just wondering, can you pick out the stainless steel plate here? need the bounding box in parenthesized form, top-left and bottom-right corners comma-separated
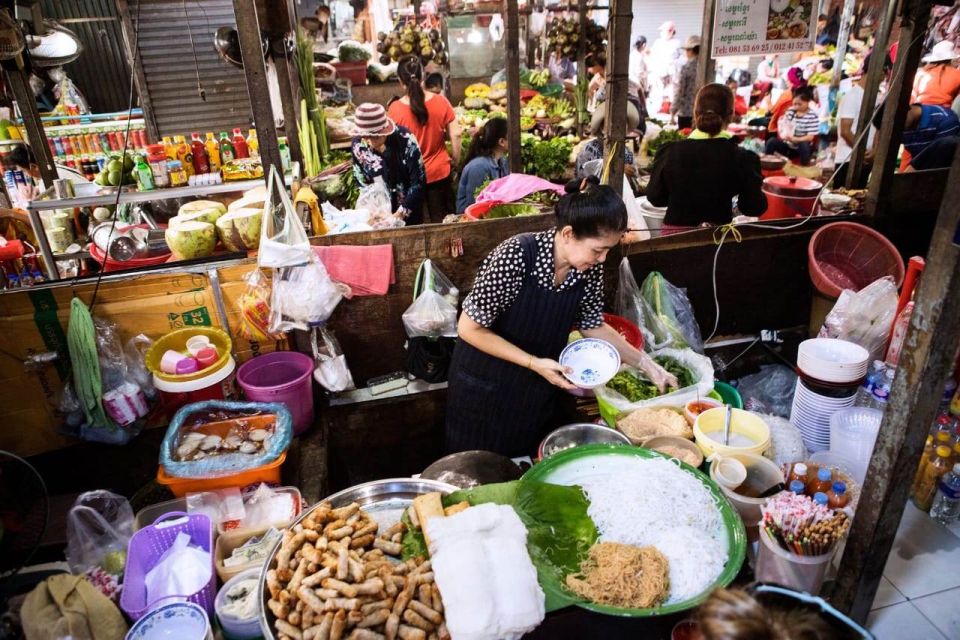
(258, 478, 457, 638)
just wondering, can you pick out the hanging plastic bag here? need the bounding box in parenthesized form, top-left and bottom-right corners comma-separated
(65, 490, 134, 576)
(640, 271, 704, 353)
(614, 258, 656, 351)
(259, 165, 313, 268)
(736, 364, 798, 418)
(124, 334, 155, 399)
(621, 181, 650, 243)
(356, 177, 404, 229)
(270, 257, 348, 333)
(312, 325, 355, 392)
(402, 259, 458, 338)
(819, 276, 898, 362)
(237, 268, 281, 342)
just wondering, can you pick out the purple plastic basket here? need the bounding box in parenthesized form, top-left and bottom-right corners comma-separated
(120, 511, 215, 621)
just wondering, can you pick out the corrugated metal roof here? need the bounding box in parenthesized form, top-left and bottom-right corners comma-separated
(131, 0, 253, 137)
(40, 0, 133, 113)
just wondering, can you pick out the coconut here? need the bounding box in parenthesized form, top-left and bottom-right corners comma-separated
(215, 207, 262, 252)
(165, 220, 216, 259)
(228, 185, 268, 212)
(178, 199, 227, 225)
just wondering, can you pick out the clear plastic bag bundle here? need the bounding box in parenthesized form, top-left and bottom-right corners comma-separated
(312, 325, 355, 392)
(356, 176, 393, 216)
(402, 259, 458, 338)
(639, 271, 704, 353)
(818, 276, 899, 362)
(269, 258, 348, 333)
(259, 165, 313, 268)
(65, 490, 135, 576)
(736, 364, 798, 418)
(237, 268, 280, 342)
(124, 334, 155, 399)
(614, 258, 651, 349)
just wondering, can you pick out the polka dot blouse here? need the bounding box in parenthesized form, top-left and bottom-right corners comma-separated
(463, 229, 605, 330)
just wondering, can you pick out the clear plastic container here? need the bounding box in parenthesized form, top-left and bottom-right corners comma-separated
(755, 527, 835, 595)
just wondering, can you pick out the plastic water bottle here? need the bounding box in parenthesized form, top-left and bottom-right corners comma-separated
(856, 361, 884, 407)
(930, 463, 960, 525)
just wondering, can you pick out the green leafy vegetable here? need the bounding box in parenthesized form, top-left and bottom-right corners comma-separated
(520, 134, 574, 181)
(486, 203, 539, 219)
(646, 128, 686, 159)
(607, 371, 659, 402)
(654, 355, 695, 388)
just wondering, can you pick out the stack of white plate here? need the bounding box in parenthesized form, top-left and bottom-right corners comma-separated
(797, 338, 870, 383)
(791, 379, 858, 453)
(791, 338, 869, 453)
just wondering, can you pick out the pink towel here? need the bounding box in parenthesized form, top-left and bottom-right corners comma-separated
(313, 244, 395, 296)
(474, 174, 566, 204)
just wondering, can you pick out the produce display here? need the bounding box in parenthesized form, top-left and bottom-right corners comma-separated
(546, 17, 606, 61)
(215, 208, 262, 252)
(165, 220, 216, 260)
(377, 21, 447, 67)
(646, 128, 687, 158)
(264, 500, 447, 640)
(485, 203, 539, 219)
(607, 356, 694, 402)
(93, 153, 138, 187)
(520, 134, 576, 182)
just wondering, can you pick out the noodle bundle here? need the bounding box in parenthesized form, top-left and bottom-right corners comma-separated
(565, 542, 670, 609)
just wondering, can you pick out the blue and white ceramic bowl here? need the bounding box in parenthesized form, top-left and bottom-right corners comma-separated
(559, 338, 620, 388)
(125, 601, 211, 640)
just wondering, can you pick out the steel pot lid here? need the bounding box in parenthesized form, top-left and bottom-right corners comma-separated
(762, 175, 822, 196)
(421, 450, 523, 488)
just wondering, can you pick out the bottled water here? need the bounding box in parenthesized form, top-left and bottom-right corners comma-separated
(930, 463, 960, 526)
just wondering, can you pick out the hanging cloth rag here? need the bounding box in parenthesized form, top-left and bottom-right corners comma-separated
(67, 297, 110, 428)
(313, 244, 395, 296)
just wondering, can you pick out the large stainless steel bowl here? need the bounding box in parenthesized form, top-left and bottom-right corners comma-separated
(538, 422, 632, 459)
(257, 478, 457, 639)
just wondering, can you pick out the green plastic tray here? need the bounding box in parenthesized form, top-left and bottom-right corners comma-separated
(523, 443, 747, 617)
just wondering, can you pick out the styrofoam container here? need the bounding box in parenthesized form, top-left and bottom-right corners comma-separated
(797, 339, 869, 383)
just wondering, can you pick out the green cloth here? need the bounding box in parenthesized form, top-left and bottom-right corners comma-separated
(21, 574, 128, 640)
(67, 298, 110, 428)
(687, 129, 733, 140)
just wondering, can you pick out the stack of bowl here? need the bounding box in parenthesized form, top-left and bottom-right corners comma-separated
(791, 339, 870, 453)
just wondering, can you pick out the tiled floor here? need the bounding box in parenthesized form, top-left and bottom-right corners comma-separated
(867, 503, 960, 639)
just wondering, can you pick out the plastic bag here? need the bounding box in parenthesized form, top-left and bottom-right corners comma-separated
(735, 364, 797, 418)
(312, 325, 355, 392)
(259, 165, 313, 268)
(621, 181, 650, 243)
(614, 258, 651, 348)
(760, 413, 808, 465)
(640, 271, 704, 353)
(819, 276, 898, 362)
(95, 318, 127, 392)
(356, 176, 392, 217)
(185, 487, 245, 528)
(237, 268, 280, 342)
(270, 258, 347, 333)
(402, 260, 458, 338)
(124, 334, 155, 399)
(65, 490, 134, 576)
(593, 347, 715, 415)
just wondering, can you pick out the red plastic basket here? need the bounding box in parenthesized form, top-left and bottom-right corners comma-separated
(602, 313, 643, 350)
(464, 200, 503, 220)
(120, 512, 215, 620)
(808, 222, 904, 299)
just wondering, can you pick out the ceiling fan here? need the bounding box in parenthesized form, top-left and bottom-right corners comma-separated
(11, 2, 83, 67)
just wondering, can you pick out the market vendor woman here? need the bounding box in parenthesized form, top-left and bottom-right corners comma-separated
(446, 178, 679, 456)
(351, 103, 427, 225)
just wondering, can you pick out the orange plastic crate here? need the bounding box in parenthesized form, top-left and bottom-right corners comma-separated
(156, 451, 286, 497)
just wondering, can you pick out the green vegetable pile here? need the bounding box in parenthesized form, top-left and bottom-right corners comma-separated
(486, 203, 539, 218)
(606, 356, 695, 401)
(402, 480, 598, 611)
(521, 133, 574, 182)
(646, 128, 686, 159)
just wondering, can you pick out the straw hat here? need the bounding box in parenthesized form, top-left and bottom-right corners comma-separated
(681, 35, 702, 50)
(921, 41, 959, 64)
(350, 103, 396, 137)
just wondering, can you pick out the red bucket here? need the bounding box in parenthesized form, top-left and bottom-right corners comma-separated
(761, 176, 822, 220)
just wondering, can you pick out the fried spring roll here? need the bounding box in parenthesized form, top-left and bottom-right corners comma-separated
(298, 586, 328, 614)
(355, 578, 384, 596)
(373, 538, 402, 556)
(332, 502, 360, 520)
(276, 619, 303, 640)
(354, 521, 378, 538)
(402, 609, 435, 632)
(331, 610, 347, 640)
(322, 578, 358, 598)
(302, 566, 333, 588)
(417, 584, 431, 607)
(397, 626, 426, 640)
(337, 547, 350, 581)
(357, 608, 391, 628)
(360, 598, 394, 615)
(407, 600, 442, 625)
(430, 585, 443, 614)
(324, 597, 361, 611)
(349, 630, 385, 640)
(268, 598, 289, 620)
(350, 534, 376, 550)
(328, 526, 354, 541)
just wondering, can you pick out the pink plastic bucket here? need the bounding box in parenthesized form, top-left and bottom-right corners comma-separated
(237, 352, 314, 434)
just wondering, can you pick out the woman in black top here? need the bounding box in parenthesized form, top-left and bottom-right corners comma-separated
(647, 83, 767, 234)
(445, 179, 678, 457)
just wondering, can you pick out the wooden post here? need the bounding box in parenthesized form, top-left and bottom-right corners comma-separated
(506, 0, 523, 173)
(264, 0, 304, 167)
(697, 0, 717, 87)
(4, 66, 57, 186)
(116, 0, 160, 142)
(844, 0, 897, 188)
(864, 0, 931, 219)
(233, 0, 283, 177)
(831, 143, 960, 622)
(831, 0, 855, 88)
(603, 0, 632, 195)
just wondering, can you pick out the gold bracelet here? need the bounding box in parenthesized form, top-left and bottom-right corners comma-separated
(526, 356, 534, 369)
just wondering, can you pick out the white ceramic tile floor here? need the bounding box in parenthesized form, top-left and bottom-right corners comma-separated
(868, 503, 960, 639)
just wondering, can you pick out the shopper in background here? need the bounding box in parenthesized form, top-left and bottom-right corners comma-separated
(350, 103, 427, 225)
(587, 53, 645, 126)
(388, 56, 462, 223)
(756, 54, 781, 86)
(767, 67, 808, 136)
(649, 21, 682, 112)
(647, 83, 766, 233)
(911, 41, 960, 109)
(629, 36, 650, 98)
(548, 45, 577, 85)
(424, 72, 444, 95)
(833, 53, 890, 187)
(576, 102, 639, 180)
(726, 78, 748, 121)
(765, 86, 820, 165)
(672, 36, 701, 130)
(456, 117, 509, 213)
(7, 143, 88, 194)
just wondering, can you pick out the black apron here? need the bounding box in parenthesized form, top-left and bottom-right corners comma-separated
(445, 233, 587, 457)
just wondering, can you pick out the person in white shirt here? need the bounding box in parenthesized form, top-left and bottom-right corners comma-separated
(649, 22, 682, 113)
(629, 36, 650, 96)
(833, 53, 889, 187)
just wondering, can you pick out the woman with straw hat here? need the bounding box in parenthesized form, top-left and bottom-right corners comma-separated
(350, 102, 427, 225)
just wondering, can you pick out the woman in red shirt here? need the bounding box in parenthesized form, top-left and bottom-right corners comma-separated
(388, 57, 462, 223)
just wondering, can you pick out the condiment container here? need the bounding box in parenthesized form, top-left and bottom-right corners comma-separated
(809, 467, 833, 496)
(828, 481, 849, 509)
(196, 347, 218, 370)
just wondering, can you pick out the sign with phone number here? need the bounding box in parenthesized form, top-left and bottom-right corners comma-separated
(711, 0, 818, 58)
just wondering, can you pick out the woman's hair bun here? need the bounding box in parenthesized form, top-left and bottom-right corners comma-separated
(564, 175, 600, 194)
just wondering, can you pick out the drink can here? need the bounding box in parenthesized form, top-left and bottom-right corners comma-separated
(103, 389, 137, 426)
(119, 381, 149, 417)
(97, 157, 106, 172)
(4, 170, 15, 189)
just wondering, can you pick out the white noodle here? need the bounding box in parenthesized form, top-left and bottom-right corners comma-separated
(544, 456, 728, 604)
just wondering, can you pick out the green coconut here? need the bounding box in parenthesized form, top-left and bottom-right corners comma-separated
(215, 207, 262, 252)
(165, 220, 216, 259)
(177, 199, 227, 225)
